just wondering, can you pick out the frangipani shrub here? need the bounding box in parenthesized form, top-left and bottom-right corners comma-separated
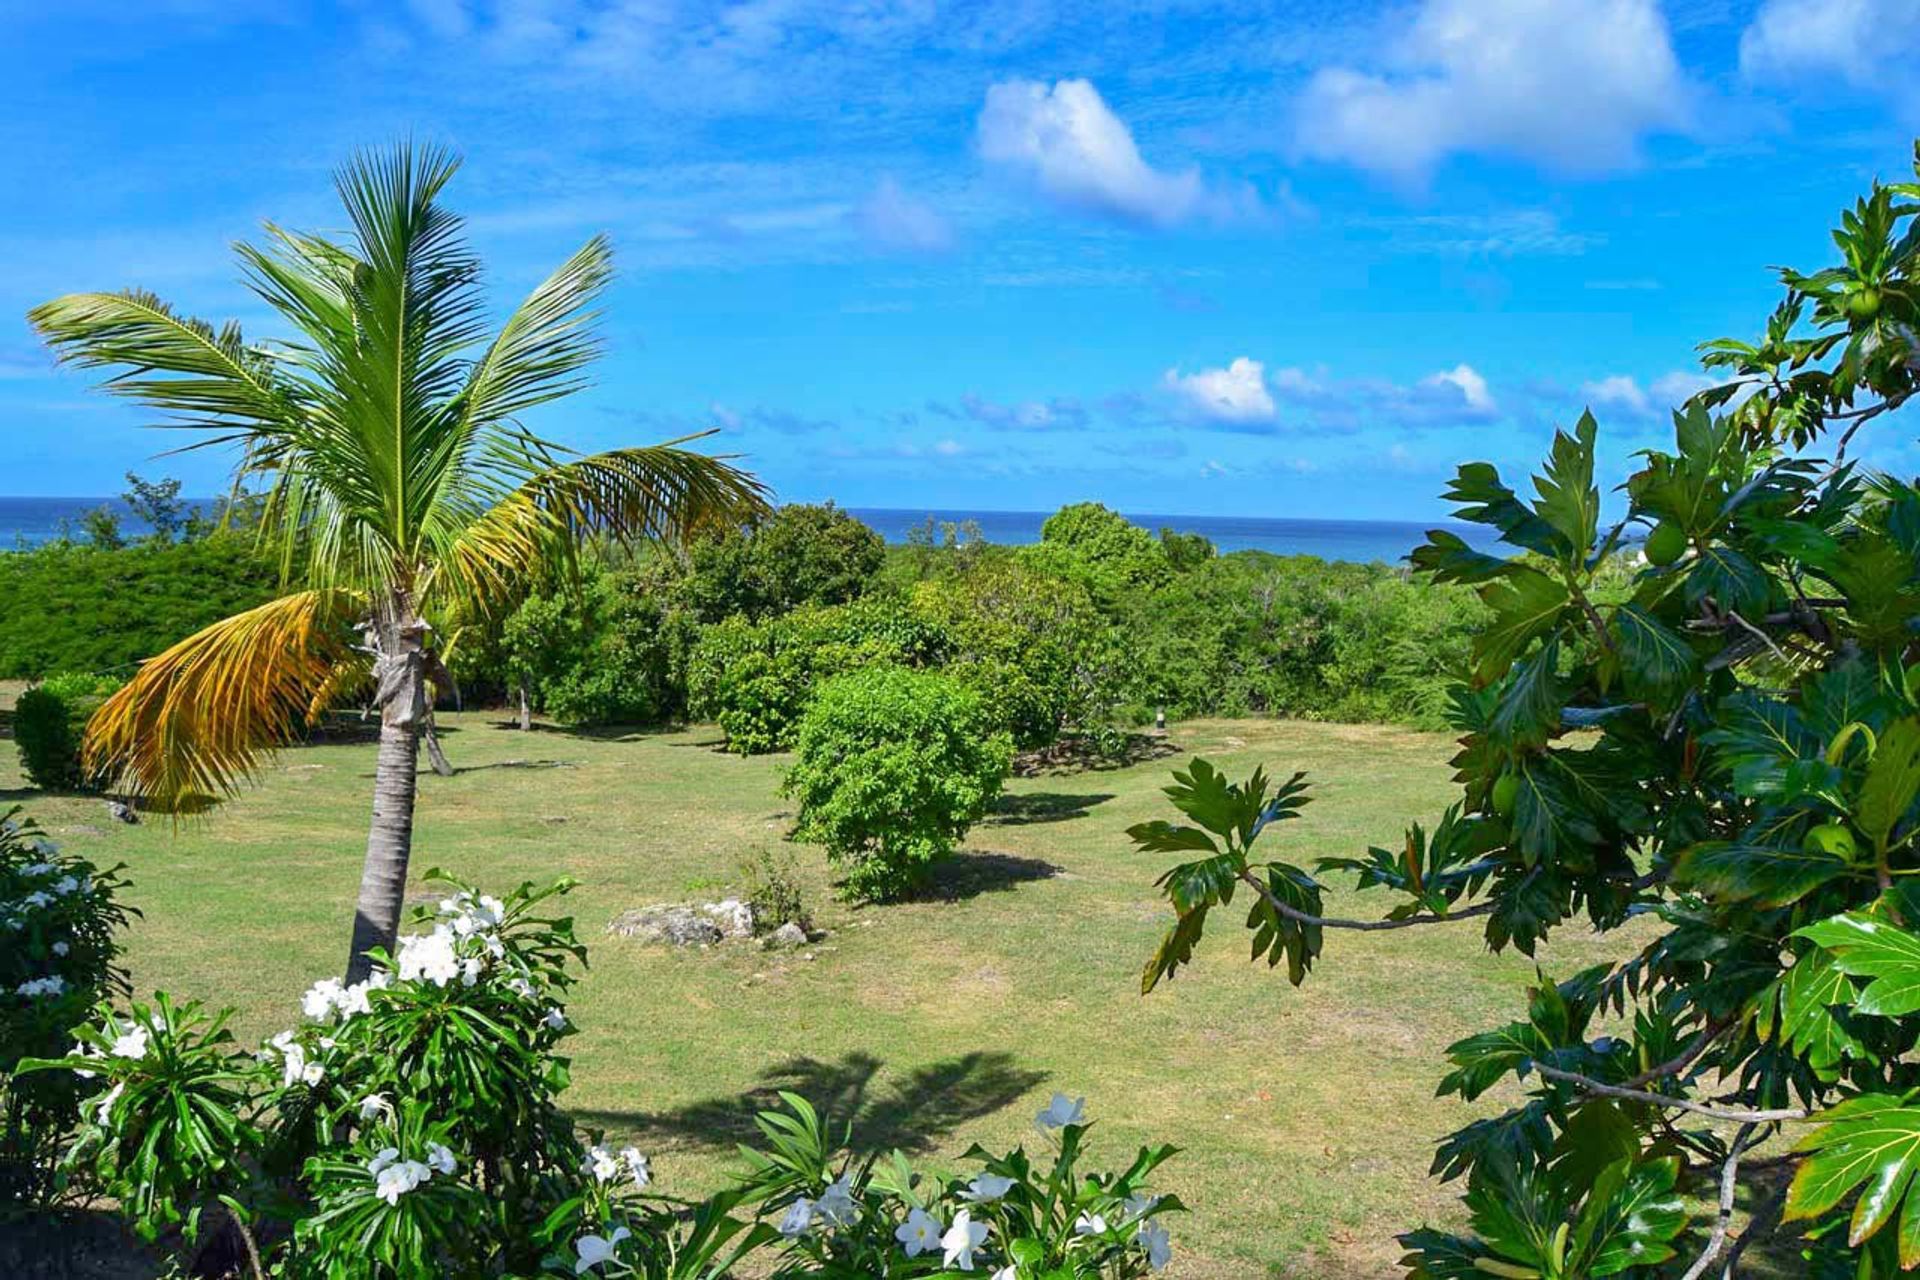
(23, 869, 1181, 1279)
(740, 1090, 1180, 1278)
(20, 873, 687, 1277)
(0, 807, 134, 1210)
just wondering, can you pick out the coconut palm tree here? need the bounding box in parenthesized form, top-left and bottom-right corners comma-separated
(29, 144, 769, 980)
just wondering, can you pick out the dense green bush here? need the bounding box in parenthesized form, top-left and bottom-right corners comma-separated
(12, 674, 123, 792)
(676, 502, 886, 622)
(0, 535, 280, 679)
(1022, 501, 1172, 604)
(689, 598, 949, 754)
(912, 560, 1122, 748)
(501, 569, 697, 727)
(1113, 554, 1486, 730)
(783, 666, 1013, 900)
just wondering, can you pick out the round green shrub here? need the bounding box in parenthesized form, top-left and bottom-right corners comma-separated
(782, 666, 1012, 901)
(13, 674, 121, 792)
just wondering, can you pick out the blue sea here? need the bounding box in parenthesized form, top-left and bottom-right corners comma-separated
(0, 497, 1496, 565)
(844, 508, 1496, 564)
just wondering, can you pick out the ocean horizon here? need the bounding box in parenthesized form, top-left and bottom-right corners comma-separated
(0, 496, 1498, 565)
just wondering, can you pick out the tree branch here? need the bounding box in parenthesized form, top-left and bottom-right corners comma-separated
(1679, 1123, 1758, 1280)
(1237, 869, 1497, 932)
(1623, 1017, 1734, 1090)
(1530, 1064, 1808, 1124)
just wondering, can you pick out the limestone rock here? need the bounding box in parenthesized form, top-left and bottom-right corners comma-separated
(608, 905, 724, 947)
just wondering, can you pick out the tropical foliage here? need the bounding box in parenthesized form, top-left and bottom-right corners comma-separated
(1130, 141, 1920, 1275)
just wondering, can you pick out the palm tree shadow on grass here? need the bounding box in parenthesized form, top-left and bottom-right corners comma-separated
(577, 1050, 1047, 1155)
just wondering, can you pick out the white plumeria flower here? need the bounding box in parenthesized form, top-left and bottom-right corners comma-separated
(302, 978, 345, 1021)
(51, 940, 68, 956)
(1074, 1211, 1108, 1237)
(111, 1024, 149, 1060)
(52, 875, 79, 896)
(369, 1147, 400, 1176)
(268, 1032, 324, 1088)
(895, 1207, 942, 1257)
(778, 1197, 816, 1238)
(396, 929, 461, 986)
(72, 1040, 104, 1079)
(991, 1268, 1017, 1280)
(543, 1007, 566, 1031)
(22, 891, 52, 909)
(962, 1173, 1015, 1203)
(425, 1142, 457, 1176)
(618, 1146, 650, 1189)
(460, 955, 486, 986)
(941, 1208, 989, 1271)
(374, 1158, 431, 1205)
(92, 1082, 123, 1125)
(1122, 1192, 1160, 1220)
(1136, 1221, 1173, 1270)
(22, 860, 55, 876)
(17, 975, 65, 997)
(358, 1094, 392, 1120)
(507, 976, 537, 999)
(573, 1226, 631, 1274)
(30, 838, 57, 856)
(1035, 1093, 1085, 1130)
(815, 1172, 858, 1227)
(584, 1145, 622, 1183)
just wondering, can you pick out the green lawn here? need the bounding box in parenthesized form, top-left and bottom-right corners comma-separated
(2, 706, 1631, 1278)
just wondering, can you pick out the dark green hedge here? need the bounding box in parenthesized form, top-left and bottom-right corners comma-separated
(0, 536, 282, 679)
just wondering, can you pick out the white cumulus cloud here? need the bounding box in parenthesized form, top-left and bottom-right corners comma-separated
(1740, 0, 1920, 97)
(1296, 0, 1692, 180)
(1163, 357, 1278, 425)
(1425, 363, 1495, 411)
(854, 178, 954, 254)
(978, 78, 1216, 227)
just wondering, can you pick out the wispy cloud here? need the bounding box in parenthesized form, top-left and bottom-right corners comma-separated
(1741, 0, 1920, 105)
(853, 178, 955, 254)
(928, 394, 1091, 431)
(1296, 0, 1694, 181)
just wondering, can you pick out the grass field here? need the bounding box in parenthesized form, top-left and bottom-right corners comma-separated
(1, 702, 1635, 1278)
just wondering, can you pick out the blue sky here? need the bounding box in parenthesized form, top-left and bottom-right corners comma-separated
(2, 0, 1917, 519)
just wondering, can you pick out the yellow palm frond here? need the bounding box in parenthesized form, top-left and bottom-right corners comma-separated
(85, 590, 364, 811)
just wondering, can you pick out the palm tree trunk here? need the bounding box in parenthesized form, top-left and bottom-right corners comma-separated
(345, 596, 430, 983)
(517, 678, 531, 731)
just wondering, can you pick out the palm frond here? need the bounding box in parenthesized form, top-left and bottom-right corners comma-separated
(26, 290, 295, 431)
(458, 234, 613, 432)
(84, 590, 365, 812)
(435, 434, 770, 617)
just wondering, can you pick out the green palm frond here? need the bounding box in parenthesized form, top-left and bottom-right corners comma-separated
(26, 289, 295, 433)
(435, 436, 770, 617)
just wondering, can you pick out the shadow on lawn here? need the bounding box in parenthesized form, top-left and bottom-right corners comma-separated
(984, 791, 1115, 826)
(908, 851, 1060, 902)
(585, 1050, 1047, 1155)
